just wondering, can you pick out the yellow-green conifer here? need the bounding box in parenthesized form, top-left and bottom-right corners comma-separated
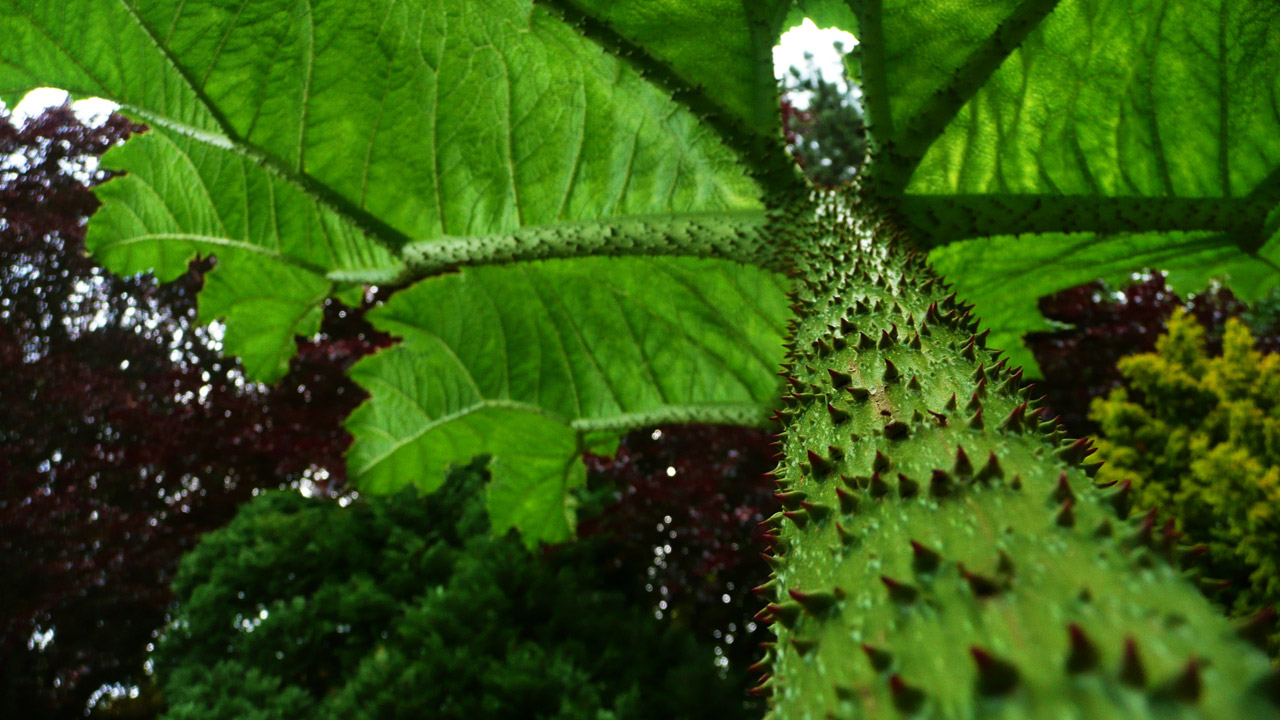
(1093, 310, 1280, 650)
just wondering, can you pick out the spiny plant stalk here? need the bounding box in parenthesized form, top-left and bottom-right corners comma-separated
(753, 189, 1279, 719)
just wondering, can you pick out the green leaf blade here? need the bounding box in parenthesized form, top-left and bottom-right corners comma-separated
(197, 260, 331, 383)
(88, 129, 403, 280)
(97, 0, 761, 242)
(907, 1, 1280, 200)
(3, 0, 770, 383)
(345, 256, 790, 545)
(863, 0, 1280, 367)
(85, 127, 401, 381)
(486, 423, 586, 548)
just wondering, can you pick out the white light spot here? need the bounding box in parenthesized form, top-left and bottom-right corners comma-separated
(28, 627, 55, 651)
(7, 88, 120, 126)
(773, 19, 859, 107)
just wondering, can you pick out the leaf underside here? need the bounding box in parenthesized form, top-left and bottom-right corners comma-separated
(0, 0, 765, 378)
(345, 256, 788, 544)
(857, 0, 1280, 372)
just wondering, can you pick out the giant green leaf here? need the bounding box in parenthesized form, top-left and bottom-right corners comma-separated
(345, 256, 790, 545)
(845, 0, 1280, 372)
(2, 0, 760, 240)
(0, 0, 761, 380)
(907, 2, 1280, 200)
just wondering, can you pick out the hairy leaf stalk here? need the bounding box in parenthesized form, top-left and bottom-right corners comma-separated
(755, 190, 1279, 719)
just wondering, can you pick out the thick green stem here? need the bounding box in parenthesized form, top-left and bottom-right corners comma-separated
(755, 189, 1279, 718)
(402, 211, 782, 275)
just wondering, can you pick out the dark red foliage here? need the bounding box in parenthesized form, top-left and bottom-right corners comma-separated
(0, 105, 387, 719)
(580, 424, 778, 689)
(1026, 273, 1263, 436)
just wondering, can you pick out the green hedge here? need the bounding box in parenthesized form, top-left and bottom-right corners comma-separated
(153, 468, 747, 720)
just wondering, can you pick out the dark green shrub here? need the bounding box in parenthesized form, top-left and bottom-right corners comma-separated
(153, 469, 746, 720)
